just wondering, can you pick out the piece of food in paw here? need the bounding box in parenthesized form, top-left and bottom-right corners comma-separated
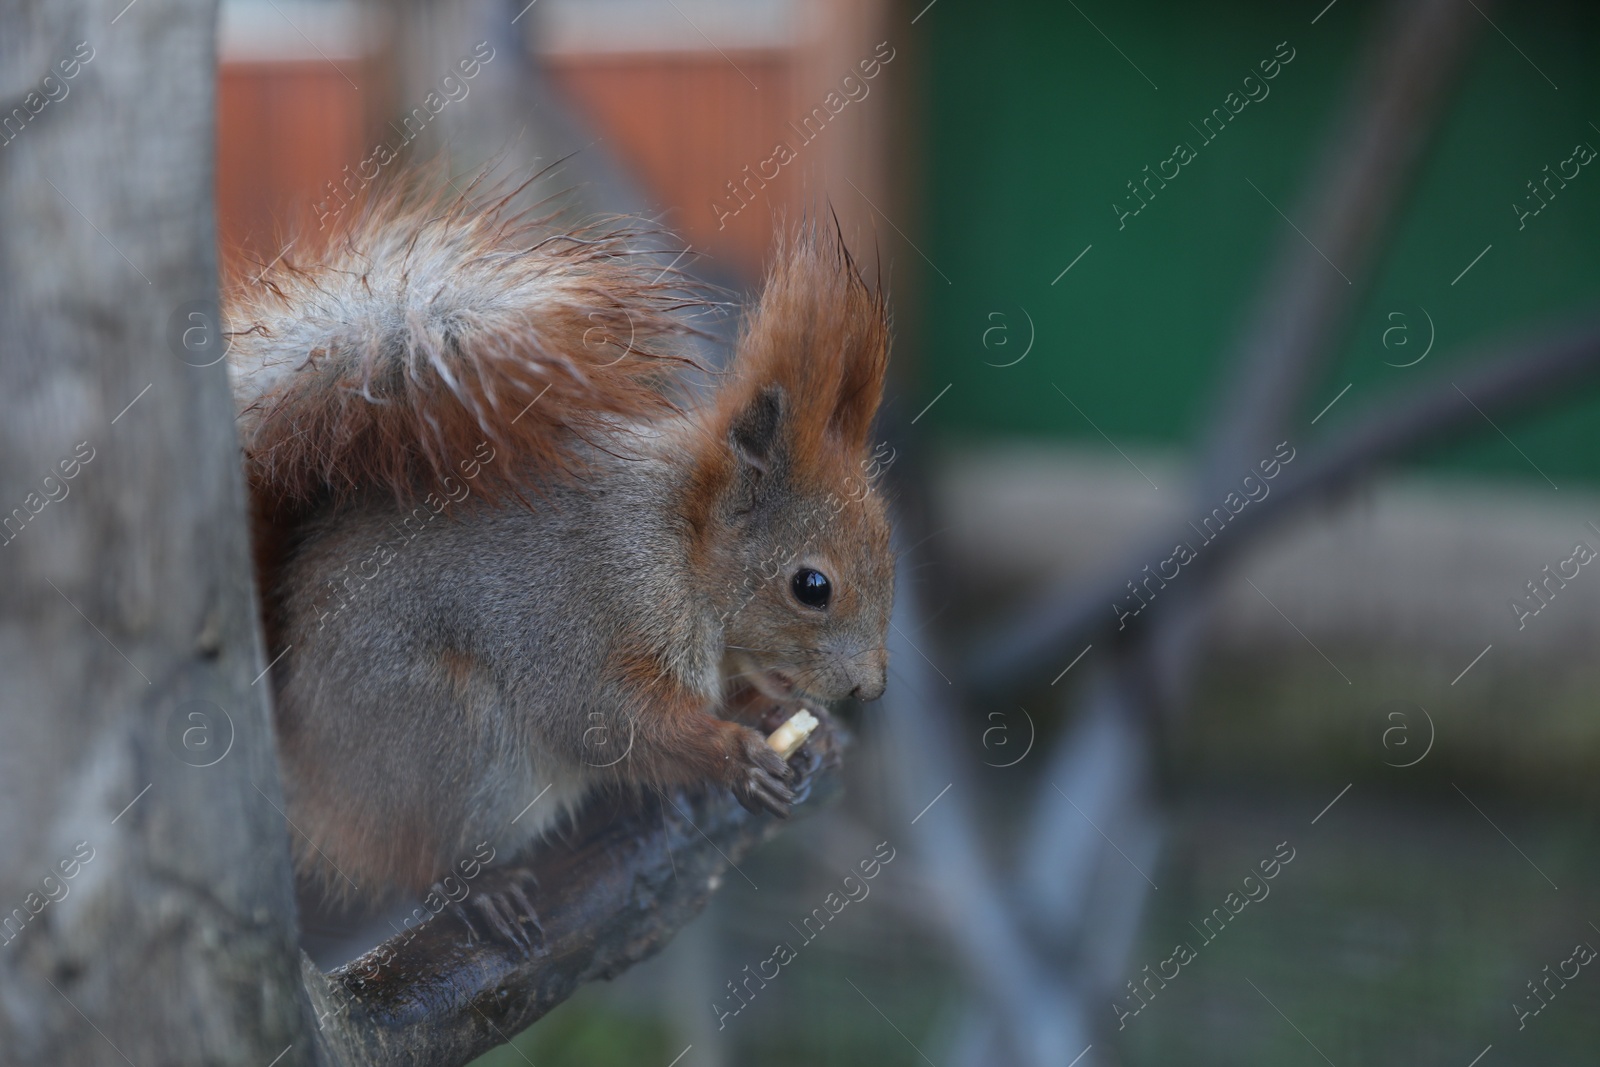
(766, 707, 820, 760)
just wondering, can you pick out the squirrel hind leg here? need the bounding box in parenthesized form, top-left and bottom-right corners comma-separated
(455, 871, 544, 956)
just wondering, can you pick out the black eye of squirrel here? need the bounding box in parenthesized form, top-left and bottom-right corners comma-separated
(790, 568, 832, 609)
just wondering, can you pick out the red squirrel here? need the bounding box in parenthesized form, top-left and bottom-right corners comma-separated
(225, 184, 895, 909)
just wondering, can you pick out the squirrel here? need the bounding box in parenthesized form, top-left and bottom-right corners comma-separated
(224, 182, 896, 913)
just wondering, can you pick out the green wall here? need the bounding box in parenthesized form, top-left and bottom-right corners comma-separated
(917, 0, 1600, 485)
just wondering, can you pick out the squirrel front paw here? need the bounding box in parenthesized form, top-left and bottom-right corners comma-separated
(727, 726, 796, 818)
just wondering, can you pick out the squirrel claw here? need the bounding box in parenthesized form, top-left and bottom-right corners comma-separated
(730, 729, 797, 818)
(738, 778, 795, 818)
(457, 875, 544, 956)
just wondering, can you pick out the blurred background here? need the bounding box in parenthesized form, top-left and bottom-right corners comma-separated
(214, 0, 1600, 1063)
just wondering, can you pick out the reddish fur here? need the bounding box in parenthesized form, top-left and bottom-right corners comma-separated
(225, 177, 703, 520)
(682, 222, 891, 547)
(712, 223, 890, 475)
(607, 645, 737, 788)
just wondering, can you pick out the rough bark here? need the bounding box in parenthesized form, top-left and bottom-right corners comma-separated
(0, 1, 317, 1064)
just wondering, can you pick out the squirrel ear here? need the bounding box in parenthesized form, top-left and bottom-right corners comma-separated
(714, 223, 888, 476)
(728, 385, 784, 473)
(830, 335, 889, 451)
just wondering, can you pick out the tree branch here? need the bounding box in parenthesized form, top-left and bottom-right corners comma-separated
(307, 725, 844, 1067)
(966, 317, 1600, 693)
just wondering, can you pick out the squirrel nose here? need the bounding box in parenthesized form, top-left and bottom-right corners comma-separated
(841, 647, 888, 702)
(850, 673, 886, 702)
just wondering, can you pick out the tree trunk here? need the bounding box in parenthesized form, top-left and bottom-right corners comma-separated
(0, 1, 316, 1063)
(375, 0, 654, 223)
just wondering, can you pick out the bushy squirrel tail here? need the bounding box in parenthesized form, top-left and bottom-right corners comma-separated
(224, 176, 703, 515)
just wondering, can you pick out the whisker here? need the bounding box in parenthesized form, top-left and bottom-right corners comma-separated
(724, 644, 826, 658)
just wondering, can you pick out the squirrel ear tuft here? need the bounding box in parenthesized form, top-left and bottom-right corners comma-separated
(728, 385, 784, 473)
(716, 222, 890, 473)
(828, 333, 889, 452)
